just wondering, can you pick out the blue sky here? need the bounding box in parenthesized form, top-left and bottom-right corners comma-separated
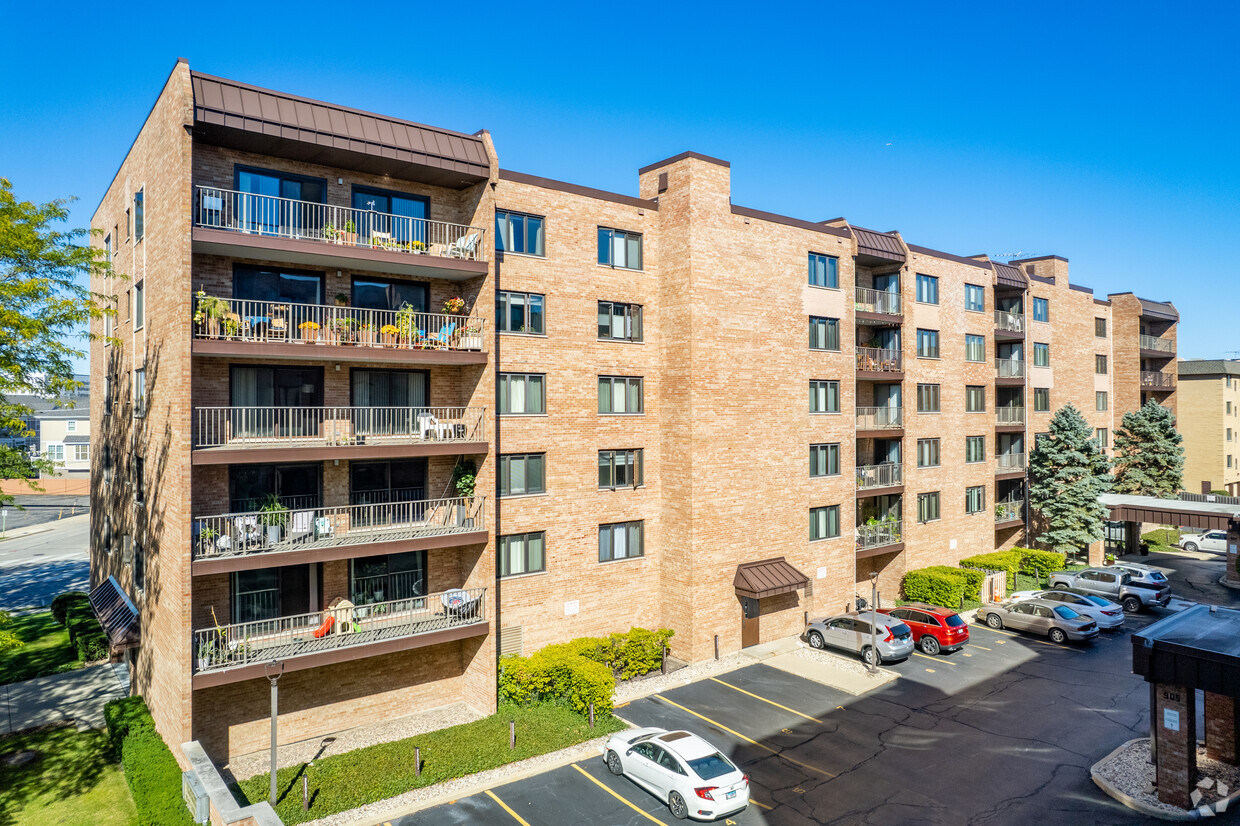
(3, 1, 1238, 372)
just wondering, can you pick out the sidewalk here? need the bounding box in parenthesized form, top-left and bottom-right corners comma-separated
(0, 662, 129, 736)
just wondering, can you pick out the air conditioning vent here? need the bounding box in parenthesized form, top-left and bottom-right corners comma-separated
(499, 626, 523, 658)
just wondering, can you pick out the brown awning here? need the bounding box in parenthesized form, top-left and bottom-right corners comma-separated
(89, 576, 140, 652)
(734, 558, 810, 600)
(992, 261, 1029, 289)
(852, 227, 906, 264)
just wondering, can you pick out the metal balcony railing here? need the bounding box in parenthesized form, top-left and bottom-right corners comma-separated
(193, 186, 486, 261)
(996, 358, 1025, 379)
(855, 287, 901, 315)
(856, 463, 902, 489)
(857, 521, 902, 551)
(192, 496, 485, 561)
(193, 406, 486, 449)
(995, 310, 1025, 333)
(855, 347, 903, 373)
(1140, 334, 1175, 354)
(192, 587, 486, 673)
(996, 407, 1026, 425)
(856, 406, 903, 429)
(193, 296, 485, 352)
(1141, 371, 1176, 388)
(996, 453, 1026, 471)
(995, 500, 1024, 523)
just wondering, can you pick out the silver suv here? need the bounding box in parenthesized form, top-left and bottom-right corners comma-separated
(805, 610, 914, 665)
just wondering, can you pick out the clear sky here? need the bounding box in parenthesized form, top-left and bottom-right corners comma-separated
(3, 1, 1238, 372)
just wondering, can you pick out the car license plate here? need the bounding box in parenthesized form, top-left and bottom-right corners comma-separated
(726, 790, 737, 800)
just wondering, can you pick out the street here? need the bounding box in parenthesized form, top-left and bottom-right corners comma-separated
(0, 513, 90, 610)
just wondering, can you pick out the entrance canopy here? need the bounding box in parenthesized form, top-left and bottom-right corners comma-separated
(1133, 604, 1240, 697)
(89, 576, 140, 653)
(734, 558, 809, 600)
(1100, 493, 1240, 532)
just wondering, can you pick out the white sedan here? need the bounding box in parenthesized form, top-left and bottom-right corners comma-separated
(603, 727, 749, 821)
(1179, 530, 1228, 553)
(1008, 588, 1126, 629)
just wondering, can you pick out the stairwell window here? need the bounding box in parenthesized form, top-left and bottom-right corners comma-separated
(1095, 317, 1107, 337)
(134, 368, 146, 417)
(810, 443, 840, 477)
(810, 380, 840, 413)
(965, 334, 985, 363)
(499, 453, 546, 497)
(1034, 387, 1050, 412)
(1095, 354, 1108, 374)
(598, 228, 642, 270)
(965, 284, 985, 313)
(599, 520, 644, 562)
(495, 210, 545, 257)
(1095, 428, 1109, 451)
(965, 485, 985, 515)
(1096, 391, 1108, 411)
(133, 189, 144, 242)
(810, 505, 840, 541)
(499, 532, 546, 577)
(917, 492, 941, 523)
(916, 329, 939, 359)
(598, 376, 643, 414)
(134, 281, 145, 330)
(498, 373, 546, 415)
(965, 435, 985, 463)
(808, 253, 839, 288)
(1033, 342, 1049, 367)
(809, 317, 840, 351)
(599, 449, 644, 489)
(497, 291, 545, 335)
(916, 274, 939, 305)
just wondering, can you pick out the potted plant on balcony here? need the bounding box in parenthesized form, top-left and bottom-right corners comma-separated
(459, 316, 484, 350)
(357, 322, 376, 347)
(196, 636, 218, 672)
(396, 303, 420, 348)
(411, 240, 427, 254)
(331, 316, 357, 345)
(194, 291, 228, 338)
(298, 320, 321, 343)
(196, 526, 218, 556)
(442, 296, 466, 315)
(258, 494, 288, 545)
(380, 324, 399, 347)
(340, 219, 357, 246)
(335, 292, 349, 307)
(323, 223, 338, 243)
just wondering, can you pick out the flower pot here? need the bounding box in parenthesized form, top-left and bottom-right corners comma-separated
(197, 657, 208, 671)
(340, 231, 357, 246)
(299, 327, 318, 342)
(266, 525, 282, 545)
(380, 333, 397, 348)
(358, 330, 375, 347)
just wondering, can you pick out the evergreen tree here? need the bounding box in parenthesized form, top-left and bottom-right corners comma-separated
(1028, 404, 1113, 556)
(1112, 400, 1185, 497)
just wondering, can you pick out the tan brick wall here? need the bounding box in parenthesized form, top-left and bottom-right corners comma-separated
(1178, 371, 1240, 494)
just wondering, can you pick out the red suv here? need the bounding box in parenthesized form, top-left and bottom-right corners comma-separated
(878, 604, 969, 655)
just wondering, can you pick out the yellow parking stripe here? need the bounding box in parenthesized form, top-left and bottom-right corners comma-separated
(748, 798, 773, 810)
(970, 644, 992, 651)
(654, 695, 835, 778)
(484, 789, 532, 826)
(974, 625, 1020, 638)
(570, 763, 668, 825)
(912, 651, 956, 666)
(709, 677, 822, 722)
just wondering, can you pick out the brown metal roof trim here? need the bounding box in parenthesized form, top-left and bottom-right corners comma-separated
(1108, 505, 1233, 532)
(992, 262, 1028, 289)
(1094, 298, 1112, 306)
(852, 227, 906, 262)
(1029, 273, 1055, 284)
(730, 205, 851, 238)
(638, 151, 730, 174)
(89, 576, 140, 651)
(498, 169, 657, 210)
(734, 557, 810, 600)
(1010, 254, 1069, 265)
(1069, 284, 1094, 295)
(1138, 298, 1179, 321)
(906, 244, 992, 270)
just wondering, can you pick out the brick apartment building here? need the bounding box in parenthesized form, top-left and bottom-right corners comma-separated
(1176, 359, 1240, 496)
(89, 60, 1179, 763)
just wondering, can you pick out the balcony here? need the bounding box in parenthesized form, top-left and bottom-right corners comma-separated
(854, 287, 902, 319)
(191, 587, 487, 687)
(856, 406, 903, 433)
(192, 297, 487, 365)
(994, 310, 1025, 338)
(856, 462, 902, 492)
(191, 496, 486, 575)
(996, 407, 1026, 426)
(855, 347, 903, 377)
(996, 453, 1026, 476)
(191, 406, 487, 465)
(995, 500, 1024, 526)
(1141, 371, 1176, 389)
(995, 358, 1025, 380)
(192, 186, 487, 280)
(1140, 334, 1175, 358)
(857, 521, 903, 557)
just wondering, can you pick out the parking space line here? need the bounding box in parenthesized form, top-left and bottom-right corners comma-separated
(654, 695, 835, 778)
(570, 763, 668, 825)
(911, 651, 956, 666)
(708, 677, 822, 722)
(748, 798, 773, 810)
(972, 625, 1020, 638)
(483, 789, 532, 826)
(970, 644, 992, 651)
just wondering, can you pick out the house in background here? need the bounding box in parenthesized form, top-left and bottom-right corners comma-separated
(36, 406, 92, 478)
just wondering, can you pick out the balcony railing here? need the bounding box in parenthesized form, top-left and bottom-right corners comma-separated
(995, 500, 1024, 524)
(192, 496, 485, 561)
(856, 406, 903, 430)
(856, 463, 902, 489)
(996, 358, 1025, 379)
(996, 407, 1026, 425)
(855, 287, 901, 315)
(192, 586, 487, 673)
(996, 453, 1026, 472)
(855, 347, 903, 373)
(194, 186, 487, 262)
(1140, 334, 1175, 354)
(995, 310, 1025, 333)
(193, 297, 485, 352)
(1142, 371, 1176, 388)
(193, 406, 486, 449)
(857, 521, 902, 551)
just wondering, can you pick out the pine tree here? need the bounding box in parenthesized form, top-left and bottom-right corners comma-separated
(1028, 404, 1113, 556)
(1112, 400, 1185, 497)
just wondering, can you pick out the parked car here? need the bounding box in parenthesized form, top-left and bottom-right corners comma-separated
(1006, 588, 1125, 630)
(805, 610, 914, 665)
(878, 603, 969, 655)
(976, 597, 1099, 643)
(602, 728, 749, 821)
(1046, 567, 1170, 613)
(1179, 530, 1228, 553)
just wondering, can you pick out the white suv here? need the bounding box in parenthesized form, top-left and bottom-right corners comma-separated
(1179, 530, 1228, 553)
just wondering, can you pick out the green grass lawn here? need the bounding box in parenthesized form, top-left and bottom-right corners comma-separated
(0, 725, 138, 826)
(0, 611, 83, 686)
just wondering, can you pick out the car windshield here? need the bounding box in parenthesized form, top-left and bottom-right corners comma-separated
(1053, 606, 1081, 619)
(889, 623, 911, 637)
(944, 614, 966, 627)
(1084, 595, 1110, 607)
(688, 752, 736, 781)
(1149, 572, 1167, 582)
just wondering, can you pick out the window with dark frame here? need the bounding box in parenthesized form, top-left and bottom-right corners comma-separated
(599, 520, 644, 561)
(499, 453, 546, 497)
(917, 383, 940, 413)
(916, 274, 939, 304)
(599, 449, 644, 489)
(966, 385, 986, 412)
(495, 209, 545, 256)
(133, 189, 144, 241)
(1032, 297, 1049, 322)
(809, 317, 840, 350)
(918, 491, 941, 523)
(810, 505, 840, 540)
(808, 253, 839, 288)
(916, 328, 939, 358)
(917, 438, 941, 468)
(499, 531, 546, 577)
(1095, 428, 1109, 450)
(497, 291, 546, 335)
(598, 376, 643, 414)
(965, 334, 985, 362)
(134, 281, 144, 330)
(598, 301, 642, 341)
(134, 455, 145, 504)
(810, 380, 840, 413)
(1034, 387, 1050, 411)
(134, 368, 146, 417)
(965, 435, 985, 463)
(598, 228, 642, 270)
(810, 443, 840, 477)
(1096, 391, 1108, 411)
(1095, 317, 1107, 337)
(498, 373, 546, 415)
(965, 485, 985, 514)
(1096, 354, 1108, 374)
(964, 284, 985, 312)
(1033, 342, 1050, 367)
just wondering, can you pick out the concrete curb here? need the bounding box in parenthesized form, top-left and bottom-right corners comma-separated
(1218, 576, 1240, 592)
(1090, 737, 1240, 821)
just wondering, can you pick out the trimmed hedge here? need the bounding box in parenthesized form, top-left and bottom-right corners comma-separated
(51, 591, 89, 625)
(104, 696, 194, 826)
(498, 647, 614, 716)
(902, 567, 970, 606)
(960, 548, 1068, 587)
(1013, 548, 1067, 579)
(65, 602, 108, 662)
(959, 551, 1023, 588)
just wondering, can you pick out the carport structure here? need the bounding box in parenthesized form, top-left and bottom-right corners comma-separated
(1099, 493, 1239, 567)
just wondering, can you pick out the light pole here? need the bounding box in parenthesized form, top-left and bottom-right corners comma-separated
(867, 572, 879, 673)
(264, 661, 285, 806)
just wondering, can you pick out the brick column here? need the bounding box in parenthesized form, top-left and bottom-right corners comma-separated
(1153, 683, 1197, 808)
(1226, 522, 1239, 586)
(1206, 691, 1240, 765)
(1087, 538, 1105, 566)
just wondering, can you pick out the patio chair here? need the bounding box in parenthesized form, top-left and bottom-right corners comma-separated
(426, 322, 457, 349)
(289, 510, 315, 543)
(314, 516, 334, 540)
(446, 232, 480, 259)
(234, 516, 260, 548)
(418, 414, 440, 441)
(436, 419, 456, 440)
(370, 231, 392, 249)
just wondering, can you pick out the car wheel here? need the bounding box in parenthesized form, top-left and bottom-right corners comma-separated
(861, 646, 877, 666)
(1184, 542, 1198, 552)
(986, 613, 1004, 630)
(606, 750, 623, 776)
(1049, 627, 1068, 644)
(920, 636, 941, 655)
(808, 630, 825, 649)
(1122, 595, 1142, 614)
(1052, 583, 1069, 591)
(669, 791, 689, 820)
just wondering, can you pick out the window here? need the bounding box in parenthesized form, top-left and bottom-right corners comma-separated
(73, 444, 90, 462)
(916, 274, 939, 304)
(1033, 387, 1050, 412)
(916, 329, 939, 358)
(351, 551, 427, 605)
(133, 189, 144, 241)
(1096, 391, 1108, 411)
(1095, 318, 1107, 337)
(917, 438, 941, 468)
(46, 444, 64, 462)
(598, 301, 643, 342)
(66, 420, 77, 433)
(966, 386, 986, 412)
(965, 485, 985, 515)
(1032, 297, 1049, 322)
(497, 291, 545, 334)
(965, 334, 985, 363)
(134, 368, 146, 417)
(133, 541, 144, 591)
(599, 449, 644, 489)
(808, 253, 838, 288)
(499, 532, 546, 577)
(104, 232, 112, 260)
(236, 264, 326, 306)
(125, 208, 131, 240)
(495, 209, 545, 256)
(351, 369, 426, 409)
(917, 384, 940, 413)
(349, 184, 426, 244)
(134, 455, 145, 504)
(598, 376, 643, 414)
(134, 281, 144, 330)
(965, 436, 985, 463)
(499, 453, 546, 497)
(1033, 342, 1049, 367)
(102, 444, 112, 485)
(598, 228, 642, 270)
(1095, 428, 1109, 449)
(964, 284, 985, 312)
(810, 380, 840, 413)
(498, 373, 545, 415)
(918, 492, 941, 523)
(810, 444, 840, 477)
(1095, 354, 1108, 374)
(809, 317, 840, 351)
(810, 505, 840, 540)
(599, 520, 644, 561)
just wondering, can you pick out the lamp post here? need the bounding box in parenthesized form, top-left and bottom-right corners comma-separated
(867, 571, 879, 673)
(264, 660, 285, 806)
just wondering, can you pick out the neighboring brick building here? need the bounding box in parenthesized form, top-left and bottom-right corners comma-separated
(1176, 359, 1240, 496)
(90, 61, 1180, 764)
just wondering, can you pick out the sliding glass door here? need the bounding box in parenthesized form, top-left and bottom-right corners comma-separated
(352, 186, 429, 246)
(230, 366, 324, 439)
(235, 167, 326, 237)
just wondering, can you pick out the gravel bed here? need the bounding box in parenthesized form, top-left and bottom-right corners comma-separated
(613, 652, 751, 704)
(1094, 738, 1240, 816)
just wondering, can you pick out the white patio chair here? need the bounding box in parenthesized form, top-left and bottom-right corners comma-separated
(436, 420, 456, 440)
(314, 516, 334, 539)
(418, 414, 439, 441)
(447, 232, 479, 259)
(290, 510, 315, 543)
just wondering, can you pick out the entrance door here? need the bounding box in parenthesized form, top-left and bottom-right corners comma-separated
(740, 597, 760, 647)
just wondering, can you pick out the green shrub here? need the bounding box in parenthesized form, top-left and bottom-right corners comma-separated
(959, 551, 1023, 588)
(1142, 529, 1179, 548)
(51, 591, 89, 626)
(65, 603, 108, 662)
(1015, 548, 1067, 579)
(607, 627, 675, 680)
(902, 567, 967, 606)
(104, 697, 194, 826)
(498, 648, 614, 716)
